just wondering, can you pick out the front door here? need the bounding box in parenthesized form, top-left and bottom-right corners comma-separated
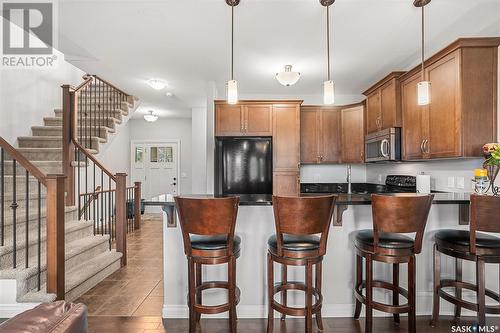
(131, 141, 179, 198)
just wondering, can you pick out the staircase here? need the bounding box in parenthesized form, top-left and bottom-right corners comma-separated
(0, 76, 138, 311)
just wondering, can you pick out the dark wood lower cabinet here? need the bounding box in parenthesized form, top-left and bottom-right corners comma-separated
(273, 171, 299, 196)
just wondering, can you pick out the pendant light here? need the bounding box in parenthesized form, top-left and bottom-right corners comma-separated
(144, 110, 158, 122)
(276, 65, 301, 86)
(226, 0, 240, 104)
(414, 0, 431, 106)
(321, 0, 335, 105)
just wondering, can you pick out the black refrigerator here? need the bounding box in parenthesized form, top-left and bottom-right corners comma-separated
(214, 137, 272, 204)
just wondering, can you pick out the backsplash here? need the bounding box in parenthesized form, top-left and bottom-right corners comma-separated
(365, 159, 485, 192)
(301, 164, 366, 183)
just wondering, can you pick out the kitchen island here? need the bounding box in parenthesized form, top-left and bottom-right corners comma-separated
(145, 192, 492, 321)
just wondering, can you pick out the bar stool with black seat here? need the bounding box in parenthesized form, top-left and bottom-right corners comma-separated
(267, 195, 336, 333)
(431, 194, 500, 327)
(175, 196, 241, 333)
(353, 194, 434, 333)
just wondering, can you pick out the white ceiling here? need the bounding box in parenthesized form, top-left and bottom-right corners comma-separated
(58, 0, 500, 119)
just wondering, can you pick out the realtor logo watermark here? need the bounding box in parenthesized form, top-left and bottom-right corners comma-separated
(451, 324, 499, 333)
(1, 1, 58, 68)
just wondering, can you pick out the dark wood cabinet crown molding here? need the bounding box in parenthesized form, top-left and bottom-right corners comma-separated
(399, 37, 500, 82)
(362, 71, 406, 96)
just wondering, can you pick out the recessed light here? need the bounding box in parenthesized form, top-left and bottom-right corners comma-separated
(165, 92, 174, 97)
(147, 79, 167, 90)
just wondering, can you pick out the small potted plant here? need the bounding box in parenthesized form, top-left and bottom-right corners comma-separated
(482, 143, 500, 195)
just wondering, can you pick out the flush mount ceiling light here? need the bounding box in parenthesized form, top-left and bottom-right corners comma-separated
(276, 65, 301, 86)
(321, 0, 335, 105)
(144, 110, 159, 122)
(225, 0, 240, 104)
(165, 92, 174, 97)
(414, 0, 431, 106)
(147, 79, 167, 91)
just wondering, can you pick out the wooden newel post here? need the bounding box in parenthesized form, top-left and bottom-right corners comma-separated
(134, 181, 141, 230)
(61, 85, 75, 206)
(46, 174, 66, 300)
(115, 173, 127, 266)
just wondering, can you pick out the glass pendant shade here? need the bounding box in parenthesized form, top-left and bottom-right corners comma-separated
(144, 110, 158, 122)
(227, 80, 238, 105)
(323, 80, 335, 105)
(276, 65, 301, 86)
(417, 81, 431, 106)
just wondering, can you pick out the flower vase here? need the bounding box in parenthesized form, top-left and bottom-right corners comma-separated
(484, 164, 500, 195)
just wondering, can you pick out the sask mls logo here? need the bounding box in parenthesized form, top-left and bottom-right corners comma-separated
(1, 1, 58, 68)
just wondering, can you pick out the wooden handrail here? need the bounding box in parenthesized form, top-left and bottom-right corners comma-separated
(73, 141, 116, 181)
(0, 137, 47, 186)
(90, 74, 131, 97)
(73, 75, 94, 93)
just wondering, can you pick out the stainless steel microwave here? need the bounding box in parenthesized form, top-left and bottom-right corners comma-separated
(365, 128, 401, 162)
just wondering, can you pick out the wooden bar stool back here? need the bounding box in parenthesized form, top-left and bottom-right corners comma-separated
(175, 196, 241, 333)
(353, 194, 434, 333)
(267, 195, 336, 333)
(431, 194, 500, 327)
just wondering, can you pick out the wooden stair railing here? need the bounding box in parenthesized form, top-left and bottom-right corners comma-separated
(62, 75, 140, 267)
(0, 137, 65, 300)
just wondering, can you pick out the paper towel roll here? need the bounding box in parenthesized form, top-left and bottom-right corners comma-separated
(416, 174, 431, 194)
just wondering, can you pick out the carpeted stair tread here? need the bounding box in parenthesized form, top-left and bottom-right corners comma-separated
(19, 250, 121, 303)
(0, 220, 94, 257)
(0, 233, 110, 279)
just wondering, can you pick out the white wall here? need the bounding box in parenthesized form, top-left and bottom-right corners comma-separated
(129, 118, 192, 194)
(96, 122, 131, 181)
(205, 82, 217, 194)
(0, 18, 85, 145)
(191, 107, 207, 194)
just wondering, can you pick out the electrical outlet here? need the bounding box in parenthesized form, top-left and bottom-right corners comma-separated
(377, 174, 383, 182)
(456, 177, 465, 189)
(447, 177, 455, 188)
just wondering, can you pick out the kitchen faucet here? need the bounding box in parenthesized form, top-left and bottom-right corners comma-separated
(347, 164, 352, 194)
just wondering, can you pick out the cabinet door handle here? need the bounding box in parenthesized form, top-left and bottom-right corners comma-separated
(424, 139, 430, 154)
(245, 119, 248, 132)
(420, 140, 425, 153)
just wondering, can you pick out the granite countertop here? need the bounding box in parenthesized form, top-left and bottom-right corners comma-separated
(144, 192, 471, 207)
(331, 192, 471, 205)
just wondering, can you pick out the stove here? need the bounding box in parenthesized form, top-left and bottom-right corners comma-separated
(301, 175, 418, 194)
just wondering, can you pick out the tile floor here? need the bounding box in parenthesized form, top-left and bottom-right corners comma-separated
(75, 213, 164, 317)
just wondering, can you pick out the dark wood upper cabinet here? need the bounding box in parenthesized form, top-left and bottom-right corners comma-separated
(341, 104, 365, 164)
(321, 109, 341, 163)
(243, 104, 273, 136)
(400, 38, 500, 160)
(365, 92, 381, 134)
(401, 72, 426, 160)
(273, 104, 301, 171)
(300, 106, 341, 164)
(215, 104, 243, 136)
(215, 102, 272, 136)
(363, 72, 404, 134)
(300, 108, 319, 164)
